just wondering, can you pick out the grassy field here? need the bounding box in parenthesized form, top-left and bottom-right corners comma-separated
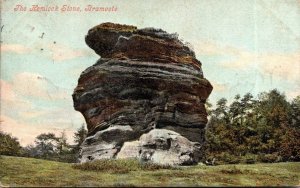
(0, 155, 299, 187)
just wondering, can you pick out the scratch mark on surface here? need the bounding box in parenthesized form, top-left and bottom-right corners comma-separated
(1, 25, 4, 32)
(258, 0, 300, 42)
(39, 32, 45, 39)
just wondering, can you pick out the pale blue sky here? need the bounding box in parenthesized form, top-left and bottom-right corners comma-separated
(1, 0, 299, 145)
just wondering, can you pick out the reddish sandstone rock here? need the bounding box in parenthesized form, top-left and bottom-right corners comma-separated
(73, 22, 212, 165)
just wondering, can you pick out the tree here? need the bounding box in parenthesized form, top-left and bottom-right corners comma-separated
(57, 130, 69, 154)
(290, 96, 300, 128)
(279, 127, 300, 161)
(279, 95, 300, 161)
(21, 144, 39, 157)
(204, 89, 299, 164)
(74, 124, 88, 151)
(255, 90, 291, 154)
(34, 133, 58, 158)
(213, 98, 229, 121)
(54, 130, 78, 163)
(0, 131, 22, 156)
(205, 97, 240, 164)
(229, 94, 241, 125)
(205, 99, 213, 116)
(23, 132, 77, 163)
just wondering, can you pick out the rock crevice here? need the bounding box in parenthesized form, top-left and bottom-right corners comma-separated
(73, 23, 212, 165)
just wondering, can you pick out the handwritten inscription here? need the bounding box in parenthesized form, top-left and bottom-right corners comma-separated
(14, 4, 118, 12)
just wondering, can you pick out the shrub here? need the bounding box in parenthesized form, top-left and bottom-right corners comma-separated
(258, 153, 282, 163)
(214, 152, 241, 165)
(242, 154, 257, 164)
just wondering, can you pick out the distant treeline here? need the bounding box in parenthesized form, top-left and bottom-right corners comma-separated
(1, 89, 299, 165)
(0, 125, 87, 163)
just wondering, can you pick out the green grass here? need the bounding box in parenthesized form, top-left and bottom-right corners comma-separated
(73, 158, 176, 174)
(0, 155, 299, 187)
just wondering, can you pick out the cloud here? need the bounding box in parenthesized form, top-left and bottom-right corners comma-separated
(193, 40, 300, 103)
(210, 81, 228, 92)
(1, 72, 85, 146)
(219, 52, 256, 70)
(0, 115, 76, 146)
(286, 86, 300, 100)
(0, 80, 17, 101)
(193, 40, 257, 70)
(8, 72, 68, 100)
(1, 72, 74, 121)
(260, 52, 300, 83)
(193, 40, 242, 57)
(1, 43, 94, 62)
(0, 80, 32, 113)
(220, 51, 300, 83)
(48, 44, 94, 62)
(194, 40, 300, 84)
(1, 44, 31, 54)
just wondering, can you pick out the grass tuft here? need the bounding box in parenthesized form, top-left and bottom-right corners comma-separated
(219, 166, 243, 174)
(72, 159, 176, 174)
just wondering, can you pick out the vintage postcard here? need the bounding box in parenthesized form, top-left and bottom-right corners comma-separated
(0, 0, 299, 187)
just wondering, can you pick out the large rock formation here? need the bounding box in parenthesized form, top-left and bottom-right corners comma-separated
(73, 23, 213, 165)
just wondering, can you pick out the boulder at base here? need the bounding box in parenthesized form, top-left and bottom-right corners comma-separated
(73, 22, 213, 165)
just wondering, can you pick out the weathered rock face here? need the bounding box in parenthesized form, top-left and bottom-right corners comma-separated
(118, 129, 202, 165)
(73, 23, 213, 165)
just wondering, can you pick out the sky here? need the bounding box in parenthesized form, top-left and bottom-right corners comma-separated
(1, 0, 299, 146)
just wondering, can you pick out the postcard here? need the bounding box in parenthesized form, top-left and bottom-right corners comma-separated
(1, 0, 299, 187)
